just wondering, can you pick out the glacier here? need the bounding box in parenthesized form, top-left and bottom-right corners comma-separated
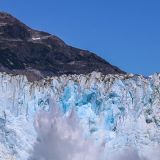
(0, 72, 160, 159)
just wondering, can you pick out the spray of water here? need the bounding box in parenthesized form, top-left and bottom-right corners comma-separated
(29, 99, 103, 160)
(29, 99, 160, 160)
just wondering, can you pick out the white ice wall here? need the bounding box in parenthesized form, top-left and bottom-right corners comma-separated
(0, 72, 160, 159)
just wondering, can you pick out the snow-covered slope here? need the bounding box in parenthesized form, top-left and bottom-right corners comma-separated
(0, 72, 160, 160)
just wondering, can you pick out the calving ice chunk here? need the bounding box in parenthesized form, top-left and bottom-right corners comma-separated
(0, 72, 160, 160)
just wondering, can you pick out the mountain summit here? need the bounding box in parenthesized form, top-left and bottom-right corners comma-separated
(0, 12, 125, 81)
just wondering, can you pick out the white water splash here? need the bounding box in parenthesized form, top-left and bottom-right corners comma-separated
(29, 100, 103, 160)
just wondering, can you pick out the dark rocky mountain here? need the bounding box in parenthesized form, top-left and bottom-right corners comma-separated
(0, 12, 125, 81)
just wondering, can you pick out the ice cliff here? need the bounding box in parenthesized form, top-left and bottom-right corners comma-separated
(0, 72, 160, 160)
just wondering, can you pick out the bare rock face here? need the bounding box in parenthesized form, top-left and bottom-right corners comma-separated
(0, 12, 125, 81)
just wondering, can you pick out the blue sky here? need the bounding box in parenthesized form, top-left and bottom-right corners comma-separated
(0, 0, 160, 75)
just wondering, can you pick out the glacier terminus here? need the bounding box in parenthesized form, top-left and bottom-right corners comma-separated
(0, 72, 159, 160)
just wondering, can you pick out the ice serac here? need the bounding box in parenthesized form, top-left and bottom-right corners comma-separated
(0, 72, 160, 159)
